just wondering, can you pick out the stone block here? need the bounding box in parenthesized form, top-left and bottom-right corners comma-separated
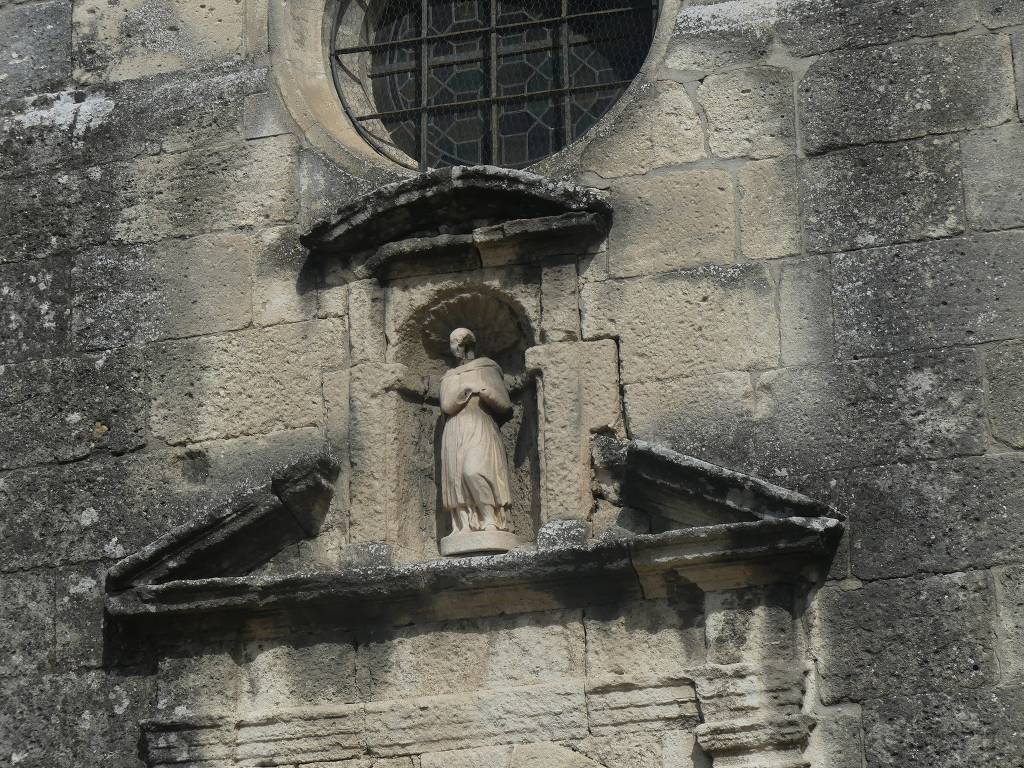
(696, 67, 794, 160)
(580, 264, 779, 385)
(814, 572, 996, 703)
(252, 226, 318, 327)
(980, 0, 1024, 25)
(243, 90, 291, 139)
(832, 231, 1024, 357)
(606, 169, 735, 277)
(158, 645, 240, 715)
(536, 519, 591, 549)
(72, 233, 253, 350)
(0, 670, 152, 767)
(180, 426, 326, 491)
(362, 681, 588, 756)
(580, 80, 705, 177)
(995, 565, 1024, 681)
(324, 364, 351, 458)
(73, 0, 246, 82)
(348, 279, 386, 364)
(0, 163, 121, 264)
(962, 122, 1024, 231)
(115, 135, 298, 244)
(346, 363, 405, 548)
(0, 91, 112, 180)
(842, 454, 1024, 579)
(624, 372, 756, 470)
(801, 138, 964, 254)
(704, 584, 797, 666)
(0, 256, 71, 364)
(666, 1, 773, 72)
(510, 742, 600, 767)
(585, 598, 705, 681)
(0, 68, 265, 180)
(422, 746, 513, 768)
(775, 0, 977, 56)
(0, 0, 71, 99)
(571, 731, 697, 768)
(0, 570, 54, 674)
(737, 155, 801, 260)
(111, 66, 264, 158)
(586, 679, 701, 736)
(802, 706, 864, 768)
(356, 610, 585, 701)
(540, 263, 580, 342)
(799, 36, 1014, 154)
(149, 318, 346, 445)
(862, 687, 1024, 768)
(0, 469, 50, 572)
(54, 564, 105, 670)
(753, 349, 984, 473)
(0, 451, 193, 571)
(985, 341, 1024, 449)
(246, 0, 270, 54)
(243, 634, 358, 711)
(526, 340, 623, 522)
(779, 256, 833, 366)
(0, 347, 148, 470)
(1017, 33, 1024, 121)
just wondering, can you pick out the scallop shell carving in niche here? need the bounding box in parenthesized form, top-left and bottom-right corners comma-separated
(420, 289, 532, 362)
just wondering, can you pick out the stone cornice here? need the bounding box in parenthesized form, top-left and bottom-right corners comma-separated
(106, 517, 842, 632)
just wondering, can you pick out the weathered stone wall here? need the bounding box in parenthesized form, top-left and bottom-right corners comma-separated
(2, 0, 1023, 765)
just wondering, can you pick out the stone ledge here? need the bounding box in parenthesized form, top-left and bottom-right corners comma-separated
(106, 517, 842, 631)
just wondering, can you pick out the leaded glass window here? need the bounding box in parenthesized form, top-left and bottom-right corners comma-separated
(332, 0, 657, 170)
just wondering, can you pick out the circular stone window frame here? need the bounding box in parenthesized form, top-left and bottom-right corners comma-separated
(267, 0, 678, 177)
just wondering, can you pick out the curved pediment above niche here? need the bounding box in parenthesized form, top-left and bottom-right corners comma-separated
(301, 165, 612, 281)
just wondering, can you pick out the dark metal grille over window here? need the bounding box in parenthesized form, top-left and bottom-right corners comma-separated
(332, 0, 657, 170)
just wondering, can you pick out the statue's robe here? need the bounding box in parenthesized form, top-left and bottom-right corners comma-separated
(439, 357, 513, 531)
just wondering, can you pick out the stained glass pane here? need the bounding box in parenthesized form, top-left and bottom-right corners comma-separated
(337, 0, 655, 168)
(498, 97, 560, 167)
(426, 106, 490, 167)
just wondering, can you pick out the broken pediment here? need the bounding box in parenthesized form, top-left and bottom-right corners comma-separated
(105, 452, 341, 591)
(104, 440, 840, 631)
(593, 437, 839, 529)
(301, 165, 612, 280)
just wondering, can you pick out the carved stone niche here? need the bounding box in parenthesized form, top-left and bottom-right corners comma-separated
(104, 443, 843, 768)
(301, 166, 617, 560)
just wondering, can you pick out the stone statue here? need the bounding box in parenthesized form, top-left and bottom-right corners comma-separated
(438, 328, 518, 556)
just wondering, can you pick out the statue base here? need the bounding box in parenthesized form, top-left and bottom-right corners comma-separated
(439, 530, 518, 557)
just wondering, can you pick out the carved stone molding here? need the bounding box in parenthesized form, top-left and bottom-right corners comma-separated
(107, 516, 840, 633)
(302, 166, 612, 280)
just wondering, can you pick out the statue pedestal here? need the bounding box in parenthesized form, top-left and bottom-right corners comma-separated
(439, 530, 518, 557)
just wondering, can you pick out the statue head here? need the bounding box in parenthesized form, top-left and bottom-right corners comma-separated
(449, 327, 477, 362)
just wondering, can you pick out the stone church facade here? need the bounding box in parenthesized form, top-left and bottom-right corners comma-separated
(2, 0, 1023, 766)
